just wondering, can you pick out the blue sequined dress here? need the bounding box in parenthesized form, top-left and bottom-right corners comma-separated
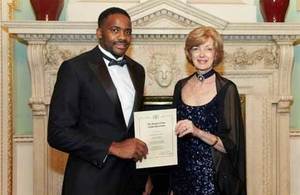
(170, 97, 219, 195)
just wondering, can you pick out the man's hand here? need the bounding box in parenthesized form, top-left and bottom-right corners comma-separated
(108, 138, 148, 161)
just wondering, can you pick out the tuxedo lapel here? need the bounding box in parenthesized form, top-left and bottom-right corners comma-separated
(88, 47, 126, 126)
(126, 56, 144, 129)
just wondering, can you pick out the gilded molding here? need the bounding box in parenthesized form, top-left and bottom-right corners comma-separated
(1, 1, 15, 194)
(7, 0, 18, 20)
(0, 4, 2, 194)
(7, 23, 14, 195)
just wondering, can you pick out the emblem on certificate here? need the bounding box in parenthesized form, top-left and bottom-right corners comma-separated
(134, 109, 177, 169)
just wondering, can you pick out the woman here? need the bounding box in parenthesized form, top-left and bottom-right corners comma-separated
(170, 26, 246, 195)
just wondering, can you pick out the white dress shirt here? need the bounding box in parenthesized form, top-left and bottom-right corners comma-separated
(98, 45, 135, 127)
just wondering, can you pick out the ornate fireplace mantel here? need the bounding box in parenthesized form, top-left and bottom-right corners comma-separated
(3, 2, 300, 194)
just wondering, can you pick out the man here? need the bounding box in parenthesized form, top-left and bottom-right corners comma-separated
(48, 7, 149, 195)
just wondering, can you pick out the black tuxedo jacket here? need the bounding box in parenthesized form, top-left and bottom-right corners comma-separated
(48, 46, 146, 195)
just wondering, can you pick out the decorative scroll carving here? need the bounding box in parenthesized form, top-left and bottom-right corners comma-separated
(224, 47, 279, 69)
(44, 45, 91, 99)
(27, 43, 48, 116)
(44, 45, 90, 71)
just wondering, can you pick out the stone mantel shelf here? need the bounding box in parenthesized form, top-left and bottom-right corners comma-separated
(3, 21, 300, 38)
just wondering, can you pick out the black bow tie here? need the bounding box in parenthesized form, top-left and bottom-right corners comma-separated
(108, 59, 127, 67)
(102, 53, 127, 67)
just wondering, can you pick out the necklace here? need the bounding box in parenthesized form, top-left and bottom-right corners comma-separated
(195, 69, 215, 82)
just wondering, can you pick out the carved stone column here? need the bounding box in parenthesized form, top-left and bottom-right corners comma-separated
(23, 35, 49, 195)
(272, 36, 296, 195)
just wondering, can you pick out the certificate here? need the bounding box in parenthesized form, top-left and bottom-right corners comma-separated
(134, 109, 177, 169)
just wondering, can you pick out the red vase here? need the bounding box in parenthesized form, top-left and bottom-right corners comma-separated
(259, 0, 289, 22)
(30, 0, 64, 20)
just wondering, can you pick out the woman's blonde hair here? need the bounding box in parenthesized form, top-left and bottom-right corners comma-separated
(185, 26, 224, 67)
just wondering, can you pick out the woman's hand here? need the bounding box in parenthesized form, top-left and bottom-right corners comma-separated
(175, 119, 198, 137)
(143, 176, 153, 195)
(175, 120, 226, 153)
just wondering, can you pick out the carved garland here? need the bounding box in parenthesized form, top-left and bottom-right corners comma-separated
(224, 47, 279, 69)
(39, 42, 280, 94)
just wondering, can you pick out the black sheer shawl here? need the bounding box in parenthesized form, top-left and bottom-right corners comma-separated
(172, 71, 246, 195)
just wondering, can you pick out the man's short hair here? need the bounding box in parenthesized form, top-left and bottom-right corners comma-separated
(98, 7, 131, 27)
